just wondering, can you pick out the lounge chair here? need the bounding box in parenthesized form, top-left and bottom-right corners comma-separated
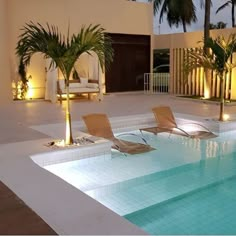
(140, 106, 217, 139)
(82, 113, 155, 155)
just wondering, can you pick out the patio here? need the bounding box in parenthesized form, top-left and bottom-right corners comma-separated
(3, 93, 236, 143)
(1, 92, 236, 234)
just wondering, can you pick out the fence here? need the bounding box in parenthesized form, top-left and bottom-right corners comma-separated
(172, 48, 233, 99)
(145, 48, 235, 98)
(144, 73, 170, 94)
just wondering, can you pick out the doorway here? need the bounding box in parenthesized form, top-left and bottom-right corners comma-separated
(105, 33, 150, 93)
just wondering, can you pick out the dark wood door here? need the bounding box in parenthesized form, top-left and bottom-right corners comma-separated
(105, 34, 150, 93)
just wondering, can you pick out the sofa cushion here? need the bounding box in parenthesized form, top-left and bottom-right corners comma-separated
(77, 87, 99, 93)
(69, 83, 84, 88)
(58, 79, 99, 95)
(86, 83, 99, 89)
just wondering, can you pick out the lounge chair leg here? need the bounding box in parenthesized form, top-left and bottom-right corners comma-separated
(116, 132, 148, 145)
(140, 130, 144, 136)
(140, 130, 149, 141)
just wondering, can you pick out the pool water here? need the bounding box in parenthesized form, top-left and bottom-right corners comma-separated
(124, 154, 236, 235)
(45, 130, 236, 235)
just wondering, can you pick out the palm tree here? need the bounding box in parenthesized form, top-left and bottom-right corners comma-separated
(200, 0, 212, 98)
(216, 0, 236, 27)
(209, 21, 227, 29)
(201, 0, 211, 46)
(166, 0, 197, 32)
(16, 22, 113, 145)
(148, 0, 197, 32)
(184, 34, 236, 121)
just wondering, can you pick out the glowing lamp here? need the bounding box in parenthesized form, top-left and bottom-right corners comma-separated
(223, 114, 230, 121)
(27, 81, 34, 99)
(204, 88, 210, 99)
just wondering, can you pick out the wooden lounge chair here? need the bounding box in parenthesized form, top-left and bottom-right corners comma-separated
(140, 106, 217, 139)
(82, 113, 155, 155)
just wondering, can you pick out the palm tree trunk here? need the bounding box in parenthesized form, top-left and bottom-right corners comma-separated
(182, 19, 187, 32)
(219, 74, 225, 121)
(204, 0, 211, 46)
(65, 82, 73, 145)
(203, 0, 211, 98)
(232, 3, 235, 27)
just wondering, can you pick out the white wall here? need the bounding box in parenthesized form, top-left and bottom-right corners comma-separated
(2, 0, 153, 101)
(0, 0, 12, 104)
(154, 28, 236, 49)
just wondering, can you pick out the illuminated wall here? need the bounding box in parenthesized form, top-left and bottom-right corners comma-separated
(154, 28, 236, 99)
(1, 0, 153, 102)
(0, 0, 11, 104)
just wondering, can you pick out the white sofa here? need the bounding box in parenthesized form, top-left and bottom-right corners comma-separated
(57, 78, 101, 103)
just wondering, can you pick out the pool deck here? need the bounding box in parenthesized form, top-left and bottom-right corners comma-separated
(1, 92, 236, 235)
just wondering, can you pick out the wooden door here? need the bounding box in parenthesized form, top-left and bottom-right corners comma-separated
(105, 34, 150, 93)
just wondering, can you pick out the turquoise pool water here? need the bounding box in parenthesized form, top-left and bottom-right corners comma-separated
(45, 130, 236, 235)
(124, 153, 236, 235)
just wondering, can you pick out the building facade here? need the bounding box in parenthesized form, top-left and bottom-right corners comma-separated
(154, 28, 236, 99)
(0, 0, 153, 104)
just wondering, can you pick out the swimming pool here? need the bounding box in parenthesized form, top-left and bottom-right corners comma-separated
(44, 130, 236, 235)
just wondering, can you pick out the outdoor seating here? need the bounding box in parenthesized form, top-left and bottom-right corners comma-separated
(82, 113, 155, 155)
(57, 79, 101, 104)
(140, 106, 217, 139)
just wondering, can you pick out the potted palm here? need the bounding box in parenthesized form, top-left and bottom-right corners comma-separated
(16, 22, 114, 145)
(184, 33, 236, 121)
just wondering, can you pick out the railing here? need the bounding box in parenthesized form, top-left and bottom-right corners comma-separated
(144, 73, 170, 94)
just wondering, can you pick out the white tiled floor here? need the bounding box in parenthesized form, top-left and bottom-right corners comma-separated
(2, 93, 236, 144)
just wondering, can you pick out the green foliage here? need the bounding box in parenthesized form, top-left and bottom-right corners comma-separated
(15, 22, 114, 144)
(148, 0, 197, 32)
(16, 22, 114, 82)
(18, 59, 28, 84)
(17, 59, 29, 99)
(184, 34, 236, 77)
(184, 33, 236, 121)
(209, 21, 227, 29)
(216, 0, 236, 27)
(72, 68, 80, 80)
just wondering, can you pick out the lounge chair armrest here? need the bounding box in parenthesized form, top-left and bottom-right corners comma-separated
(181, 122, 213, 133)
(116, 132, 148, 144)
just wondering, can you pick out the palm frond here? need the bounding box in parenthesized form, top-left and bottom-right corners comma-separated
(184, 34, 236, 78)
(159, 0, 169, 23)
(148, 0, 163, 15)
(216, 1, 231, 14)
(71, 24, 114, 72)
(184, 48, 215, 74)
(16, 22, 67, 67)
(200, 0, 212, 9)
(16, 22, 113, 79)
